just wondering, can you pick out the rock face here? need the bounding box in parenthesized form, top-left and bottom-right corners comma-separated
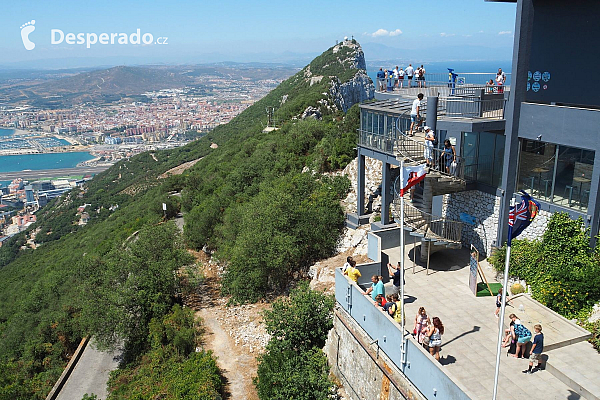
(330, 70, 374, 113)
(329, 41, 374, 112)
(301, 106, 322, 120)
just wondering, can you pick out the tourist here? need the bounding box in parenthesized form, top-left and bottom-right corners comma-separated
(345, 260, 361, 283)
(501, 318, 516, 350)
(377, 68, 386, 91)
(486, 79, 495, 94)
(390, 293, 404, 324)
(398, 67, 405, 88)
(375, 293, 387, 307)
(387, 262, 401, 295)
(495, 286, 512, 318)
(342, 256, 353, 273)
(382, 294, 396, 316)
(509, 314, 532, 358)
(418, 65, 426, 88)
(523, 324, 544, 374)
(441, 139, 457, 174)
(427, 316, 444, 362)
(393, 66, 399, 89)
(409, 93, 424, 136)
(364, 274, 385, 301)
(496, 68, 506, 94)
(423, 126, 435, 167)
(413, 306, 429, 345)
(405, 64, 414, 87)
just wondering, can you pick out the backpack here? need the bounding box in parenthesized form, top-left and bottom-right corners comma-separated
(514, 323, 531, 338)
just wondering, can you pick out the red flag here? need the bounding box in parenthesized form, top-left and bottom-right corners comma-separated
(399, 164, 427, 196)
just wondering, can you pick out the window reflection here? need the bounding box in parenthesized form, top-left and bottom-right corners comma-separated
(517, 139, 593, 211)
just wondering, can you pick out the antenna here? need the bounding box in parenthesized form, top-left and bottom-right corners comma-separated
(266, 107, 275, 128)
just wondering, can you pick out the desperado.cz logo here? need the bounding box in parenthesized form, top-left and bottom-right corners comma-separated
(20, 20, 168, 50)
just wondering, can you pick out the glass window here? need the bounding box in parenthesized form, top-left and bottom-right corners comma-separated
(462, 132, 478, 182)
(477, 132, 496, 186)
(516, 139, 557, 200)
(555, 146, 593, 211)
(361, 110, 367, 132)
(516, 139, 593, 212)
(492, 134, 505, 187)
(367, 112, 373, 133)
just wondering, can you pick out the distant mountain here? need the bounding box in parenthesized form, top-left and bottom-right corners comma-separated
(0, 64, 295, 108)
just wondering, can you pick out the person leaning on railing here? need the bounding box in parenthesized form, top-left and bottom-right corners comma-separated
(440, 139, 457, 174)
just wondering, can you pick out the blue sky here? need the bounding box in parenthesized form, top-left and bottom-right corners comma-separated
(0, 0, 517, 67)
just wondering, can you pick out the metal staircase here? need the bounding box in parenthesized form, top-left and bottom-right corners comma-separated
(391, 112, 467, 255)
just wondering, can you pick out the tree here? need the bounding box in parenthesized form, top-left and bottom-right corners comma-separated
(254, 283, 335, 400)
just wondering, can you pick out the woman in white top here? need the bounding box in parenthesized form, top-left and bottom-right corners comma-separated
(398, 68, 405, 88)
(427, 316, 444, 362)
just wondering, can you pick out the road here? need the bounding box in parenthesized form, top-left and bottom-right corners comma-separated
(0, 165, 111, 181)
(56, 340, 122, 400)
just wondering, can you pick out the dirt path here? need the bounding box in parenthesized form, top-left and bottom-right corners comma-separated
(183, 250, 265, 400)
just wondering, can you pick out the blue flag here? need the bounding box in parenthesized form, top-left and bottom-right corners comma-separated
(507, 191, 540, 246)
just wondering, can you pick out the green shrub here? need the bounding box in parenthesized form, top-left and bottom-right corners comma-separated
(489, 213, 600, 319)
(255, 283, 335, 400)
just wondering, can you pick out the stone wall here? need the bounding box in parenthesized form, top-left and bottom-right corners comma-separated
(442, 190, 502, 256)
(442, 190, 553, 255)
(517, 207, 552, 242)
(325, 309, 425, 400)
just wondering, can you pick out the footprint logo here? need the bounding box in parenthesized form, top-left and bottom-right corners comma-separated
(20, 20, 36, 50)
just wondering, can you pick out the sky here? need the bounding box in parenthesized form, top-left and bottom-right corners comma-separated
(0, 0, 517, 68)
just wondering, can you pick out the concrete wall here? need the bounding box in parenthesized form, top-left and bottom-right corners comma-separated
(333, 269, 474, 400)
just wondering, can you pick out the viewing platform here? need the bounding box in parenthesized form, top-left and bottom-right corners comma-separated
(334, 229, 599, 400)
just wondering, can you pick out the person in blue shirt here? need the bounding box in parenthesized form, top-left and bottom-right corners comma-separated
(523, 324, 544, 374)
(376, 68, 386, 91)
(364, 275, 385, 301)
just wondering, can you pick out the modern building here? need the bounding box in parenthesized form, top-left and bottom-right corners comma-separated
(349, 0, 599, 257)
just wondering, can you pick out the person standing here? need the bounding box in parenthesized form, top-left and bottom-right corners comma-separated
(364, 274, 385, 301)
(405, 64, 414, 88)
(509, 314, 532, 358)
(342, 256, 353, 273)
(427, 317, 444, 362)
(345, 260, 361, 283)
(377, 68, 386, 91)
(442, 139, 456, 174)
(414, 307, 429, 345)
(423, 126, 435, 167)
(409, 93, 424, 136)
(523, 324, 544, 373)
(398, 67, 405, 88)
(393, 66, 399, 89)
(496, 68, 506, 94)
(419, 64, 426, 88)
(387, 262, 402, 296)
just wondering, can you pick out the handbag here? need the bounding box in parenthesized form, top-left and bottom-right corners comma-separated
(422, 334, 430, 346)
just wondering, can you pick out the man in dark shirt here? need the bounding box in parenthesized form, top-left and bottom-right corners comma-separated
(523, 324, 544, 373)
(376, 68, 386, 91)
(387, 262, 402, 296)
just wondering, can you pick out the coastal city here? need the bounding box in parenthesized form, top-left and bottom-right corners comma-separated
(0, 69, 288, 244)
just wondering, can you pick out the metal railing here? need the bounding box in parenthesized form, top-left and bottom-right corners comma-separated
(377, 72, 511, 92)
(439, 97, 507, 119)
(391, 187, 463, 245)
(395, 111, 467, 181)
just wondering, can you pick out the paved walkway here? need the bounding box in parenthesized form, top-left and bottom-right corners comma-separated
(56, 340, 122, 400)
(383, 244, 597, 400)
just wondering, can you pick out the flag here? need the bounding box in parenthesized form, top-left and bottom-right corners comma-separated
(507, 191, 540, 245)
(399, 164, 427, 196)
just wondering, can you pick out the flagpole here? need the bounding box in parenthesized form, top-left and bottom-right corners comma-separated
(400, 157, 406, 365)
(492, 197, 515, 400)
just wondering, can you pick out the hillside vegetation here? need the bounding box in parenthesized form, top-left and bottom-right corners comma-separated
(0, 40, 371, 399)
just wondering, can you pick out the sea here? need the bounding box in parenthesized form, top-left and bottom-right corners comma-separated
(366, 60, 512, 86)
(0, 128, 94, 187)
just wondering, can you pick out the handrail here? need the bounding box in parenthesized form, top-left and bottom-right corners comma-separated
(394, 113, 466, 181)
(438, 97, 507, 119)
(392, 177, 463, 244)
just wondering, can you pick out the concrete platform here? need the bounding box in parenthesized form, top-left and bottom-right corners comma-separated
(383, 244, 598, 400)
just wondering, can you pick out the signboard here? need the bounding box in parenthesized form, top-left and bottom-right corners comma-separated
(469, 247, 479, 296)
(460, 212, 477, 226)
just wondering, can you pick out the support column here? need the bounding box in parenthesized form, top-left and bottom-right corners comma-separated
(498, 0, 534, 247)
(357, 149, 366, 216)
(426, 96, 438, 132)
(381, 162, 391, 225)
(420, 177, 434, 263)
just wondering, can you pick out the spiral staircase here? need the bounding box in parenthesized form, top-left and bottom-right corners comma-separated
(391, 112, 468, 261)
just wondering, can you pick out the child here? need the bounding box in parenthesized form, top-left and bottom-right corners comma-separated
(523, 324, 544, 374)
(382, 295, 396, 316)
(375, 294, 387, 307)
(495, 286, 511, 318)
